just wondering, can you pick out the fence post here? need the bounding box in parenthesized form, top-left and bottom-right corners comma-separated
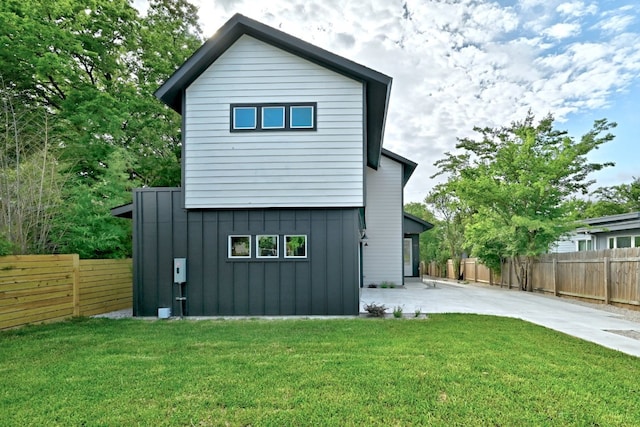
(553, 258, 558, 297)
(603, 256, 610, 305)
(474, 259, 478, 283)
(72, 254, 80, 316)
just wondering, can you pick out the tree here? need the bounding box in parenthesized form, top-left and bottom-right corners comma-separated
(0, 83, 66, 254)
(424, 186, 469, 279)
(0, 0, 203, 257)
(432, 112, 615, 290)
(588, 177, 640, 216)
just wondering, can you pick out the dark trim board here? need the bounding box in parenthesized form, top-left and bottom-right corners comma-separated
(132, 188, 360, 316)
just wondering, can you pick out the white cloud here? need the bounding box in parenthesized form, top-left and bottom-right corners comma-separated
(556, 1, 598, 18)
(543, 22, 581, 39)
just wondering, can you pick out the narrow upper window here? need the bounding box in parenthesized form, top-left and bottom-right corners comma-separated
(290, 105, 314, 129)
(262, 107, 285, 129)
(233, 107, 257, 130)
(257, 235, 279, 258)
(285, 235, 307, 258)
(230, 103, 316, 132)
(229, 235, 251, 258)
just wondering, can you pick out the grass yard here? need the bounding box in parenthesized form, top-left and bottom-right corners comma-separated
(1, 315, 639, 426)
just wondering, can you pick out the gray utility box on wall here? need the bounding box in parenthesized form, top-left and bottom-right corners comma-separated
(173, 258, 186, 283)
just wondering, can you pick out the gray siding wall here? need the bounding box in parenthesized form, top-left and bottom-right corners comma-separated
(362, 155, 403, 286)
(596, 228, 640, 249)
(133, 188, 360, 316)
(184, 35, 364, 209)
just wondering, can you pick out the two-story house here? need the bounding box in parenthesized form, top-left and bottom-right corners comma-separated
(112, 14, 430, 316)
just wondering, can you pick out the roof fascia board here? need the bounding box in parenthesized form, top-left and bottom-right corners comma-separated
(381, 148, 417, 186)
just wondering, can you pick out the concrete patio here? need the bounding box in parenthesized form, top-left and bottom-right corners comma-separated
(361, 278, 640, 358)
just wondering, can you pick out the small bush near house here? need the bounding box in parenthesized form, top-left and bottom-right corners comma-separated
(393, 306, 404, 318)
(363, 302, 387, 317)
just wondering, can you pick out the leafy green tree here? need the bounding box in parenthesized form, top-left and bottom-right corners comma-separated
(424, 186, 469, 279)
(0, 0, 203, 257)
(588, 177, 640, 216)
(432, 112, 615, 290)
(52, 148, 137, 258)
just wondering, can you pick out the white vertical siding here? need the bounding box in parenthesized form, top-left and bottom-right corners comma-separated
(183, 35, 364, 208)
(362, 156, 403, 286)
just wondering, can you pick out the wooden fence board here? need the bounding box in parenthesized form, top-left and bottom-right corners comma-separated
(0, 255, 132, 330)
(435, 249, 640, 309)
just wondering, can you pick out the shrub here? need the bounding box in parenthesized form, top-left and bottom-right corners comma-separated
(363, 302, 387, 317)
(393, 305, 403, 318)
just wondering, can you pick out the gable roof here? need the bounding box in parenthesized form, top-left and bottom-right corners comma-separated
(404, 212, 433, 234)
(381, 148, 417, 186)
(155, 13, 392, 169)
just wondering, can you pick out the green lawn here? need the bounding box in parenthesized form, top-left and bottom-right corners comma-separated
(1, 315, 639, 426)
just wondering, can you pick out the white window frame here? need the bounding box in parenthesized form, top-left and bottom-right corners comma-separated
(290, 105, 315, 129)
(284, 235, 308, 259)
(608, 235, 640, 249)
(228, 235, 251, 258)
(577, 239, 592, 251)
(261, 106, 285, 129)
(256, 235, 279, 258)
(232, 107, 257, 130)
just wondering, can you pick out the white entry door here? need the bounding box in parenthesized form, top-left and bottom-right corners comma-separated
(403, 238, 413, 276)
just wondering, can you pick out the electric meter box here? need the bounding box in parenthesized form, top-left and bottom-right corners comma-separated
(173, 258, 187, 283)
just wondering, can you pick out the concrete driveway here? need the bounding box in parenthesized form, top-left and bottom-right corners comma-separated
(361, 278, 640, 358)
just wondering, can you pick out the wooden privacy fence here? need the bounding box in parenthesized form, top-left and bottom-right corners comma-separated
(513, 248, 640, 307)
(425, 259, 499, 285)
(426, 248, 640, 309)
(0, 255, 132, 330)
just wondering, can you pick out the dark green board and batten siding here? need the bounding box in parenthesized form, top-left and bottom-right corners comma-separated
(133, 188, 360, 316)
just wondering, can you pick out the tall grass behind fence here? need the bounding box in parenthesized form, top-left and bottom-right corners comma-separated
(0, 255, 132, 330)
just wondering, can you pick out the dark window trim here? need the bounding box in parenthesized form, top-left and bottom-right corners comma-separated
(230, 102, 317, 132)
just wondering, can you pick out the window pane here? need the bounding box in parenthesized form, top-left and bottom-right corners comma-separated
(617, 236, 632, 248)
(609, 237, 615, 249)
(229, 235, 251, 258)
(257, 235, 278, 258)
(285, 235, 307, 258)
(635, 236, 640, 248)
(262, 107, 285, 129)
(233, 107, 256, 129)
(587, 240, 592, 250)
(290, 106, 314, 128)
(578, 240, 586, 251)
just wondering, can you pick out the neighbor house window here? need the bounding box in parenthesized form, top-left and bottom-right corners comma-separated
(232, 107, 257, 130)
(285, 235, 307, 258)
(290, 105, 314, 128)
(257, 235, 279, 258)
(229, 235, 251, 258)
(577, 239, 592, 251)
(230, 103, 316, 131)
(608, 235, 640, 249)
(617, 236, 632, 248)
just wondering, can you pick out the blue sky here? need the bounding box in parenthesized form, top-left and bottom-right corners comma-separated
(145, 0, 640, 203)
